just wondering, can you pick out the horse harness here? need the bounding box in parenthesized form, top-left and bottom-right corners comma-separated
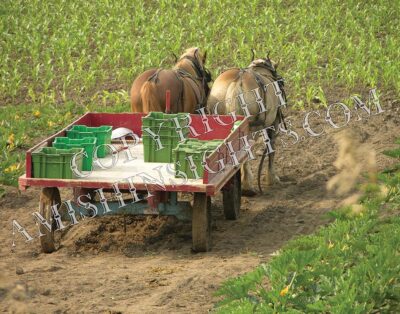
(252, 61, 287, 129)
(231, 63, 286, 128)
(176, 55, 212, 110)
(145, 56, 211, 112)
(231, 68, 268, 127)
(251, 61, 287, 106)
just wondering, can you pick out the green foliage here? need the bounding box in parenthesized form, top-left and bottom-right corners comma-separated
(1, 0, 399, 186)
(215, 141, 400, 313)
(1, 0, 399, 106)
(381, 139, 400, 207)
(384, 148, 400, 159)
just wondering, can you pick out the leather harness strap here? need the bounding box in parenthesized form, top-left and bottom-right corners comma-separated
(252, 62, 287, 105)
(174, 55, 209, 110)
(180, 55, 204, 79)
(145, 56, 209, 112)
(231, 68, 268, 127)
(248, 69, 268, 127)
(176, 69, 203, 109)
(148, 68, 162, 83)
(172, 70, 185, 113)
(227, 63, 287, 128)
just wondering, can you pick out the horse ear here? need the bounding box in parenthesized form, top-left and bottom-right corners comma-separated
(172, 52, 178, 63)
(194, 48, 199, 59)
(266, 50, 271, 60)
(274, 58, 280, 69)
(203, 50, 207, 64)
(270, 58, 280, 69)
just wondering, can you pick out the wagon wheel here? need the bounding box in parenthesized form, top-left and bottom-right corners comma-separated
(192, 193, 211, 252)
(223, 170, 241, 220)
(39, 187, 61, 253)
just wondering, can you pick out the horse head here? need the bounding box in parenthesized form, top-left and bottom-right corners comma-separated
(179, 48, 211, 78)
(174, 47, 212, 98)
(248, 52, 285, 98)
(248, 57, 279, 77)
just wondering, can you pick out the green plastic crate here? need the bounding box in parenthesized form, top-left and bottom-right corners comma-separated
(203, 140, 223, 151)
(143, 141, 175, 163)
(142, 133, 189, 163)
(174, 146, 194, 176)
(142, 125, 189, 138)
(173, 147, 208, 179)
(173, 139, 223, 179)
(66, 125, 111, 158)
(176, 139, 223, 151)
(53, 137, 97, 171)
(142, 112, 190, 128)
(142, 133, 189, 149)
(32, 147, 83, 179)
(142, 112, 190, 163)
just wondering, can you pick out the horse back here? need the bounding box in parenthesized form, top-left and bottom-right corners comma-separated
(206, 68, 241, 114)
(130, 68, 157, 112)
(207, 67, 280, 127)
(130, 69, 182, 113)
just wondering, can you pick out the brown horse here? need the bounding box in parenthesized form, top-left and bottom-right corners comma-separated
(130, 47, 211, 113)
(207, 52, 287, 196)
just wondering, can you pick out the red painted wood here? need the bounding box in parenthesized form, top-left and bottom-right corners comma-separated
(165, 90, 171, 113)
(187, 114, 244, 140)
(26, 152, 32, 178)
(18, 175, 214, 194)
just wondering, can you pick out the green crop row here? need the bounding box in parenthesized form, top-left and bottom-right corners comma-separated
(214, 142, 400, 313)
(1, 0, 399, 186)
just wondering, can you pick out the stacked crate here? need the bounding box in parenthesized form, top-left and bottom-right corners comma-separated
(53, 137, 97, 171)
(66, 125, 112, 158)
(31, 125, 111, 178)
(142, 112, 189, 163)
(173, 139, 223, 179)
(31, 147, 83, 179)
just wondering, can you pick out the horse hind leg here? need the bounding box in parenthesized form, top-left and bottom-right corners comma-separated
(241, 162, 257, 197)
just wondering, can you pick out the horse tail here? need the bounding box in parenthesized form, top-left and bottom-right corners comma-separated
(140, 81, 161, 113)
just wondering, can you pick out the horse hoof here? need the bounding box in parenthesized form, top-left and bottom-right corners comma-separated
(264, 175, 281, 186)
(242, 189, 257, 197)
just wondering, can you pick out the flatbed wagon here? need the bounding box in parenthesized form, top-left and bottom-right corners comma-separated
(19, 112, 250, 252)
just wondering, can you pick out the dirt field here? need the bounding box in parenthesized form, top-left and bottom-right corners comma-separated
(1, 101, 399, 313)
